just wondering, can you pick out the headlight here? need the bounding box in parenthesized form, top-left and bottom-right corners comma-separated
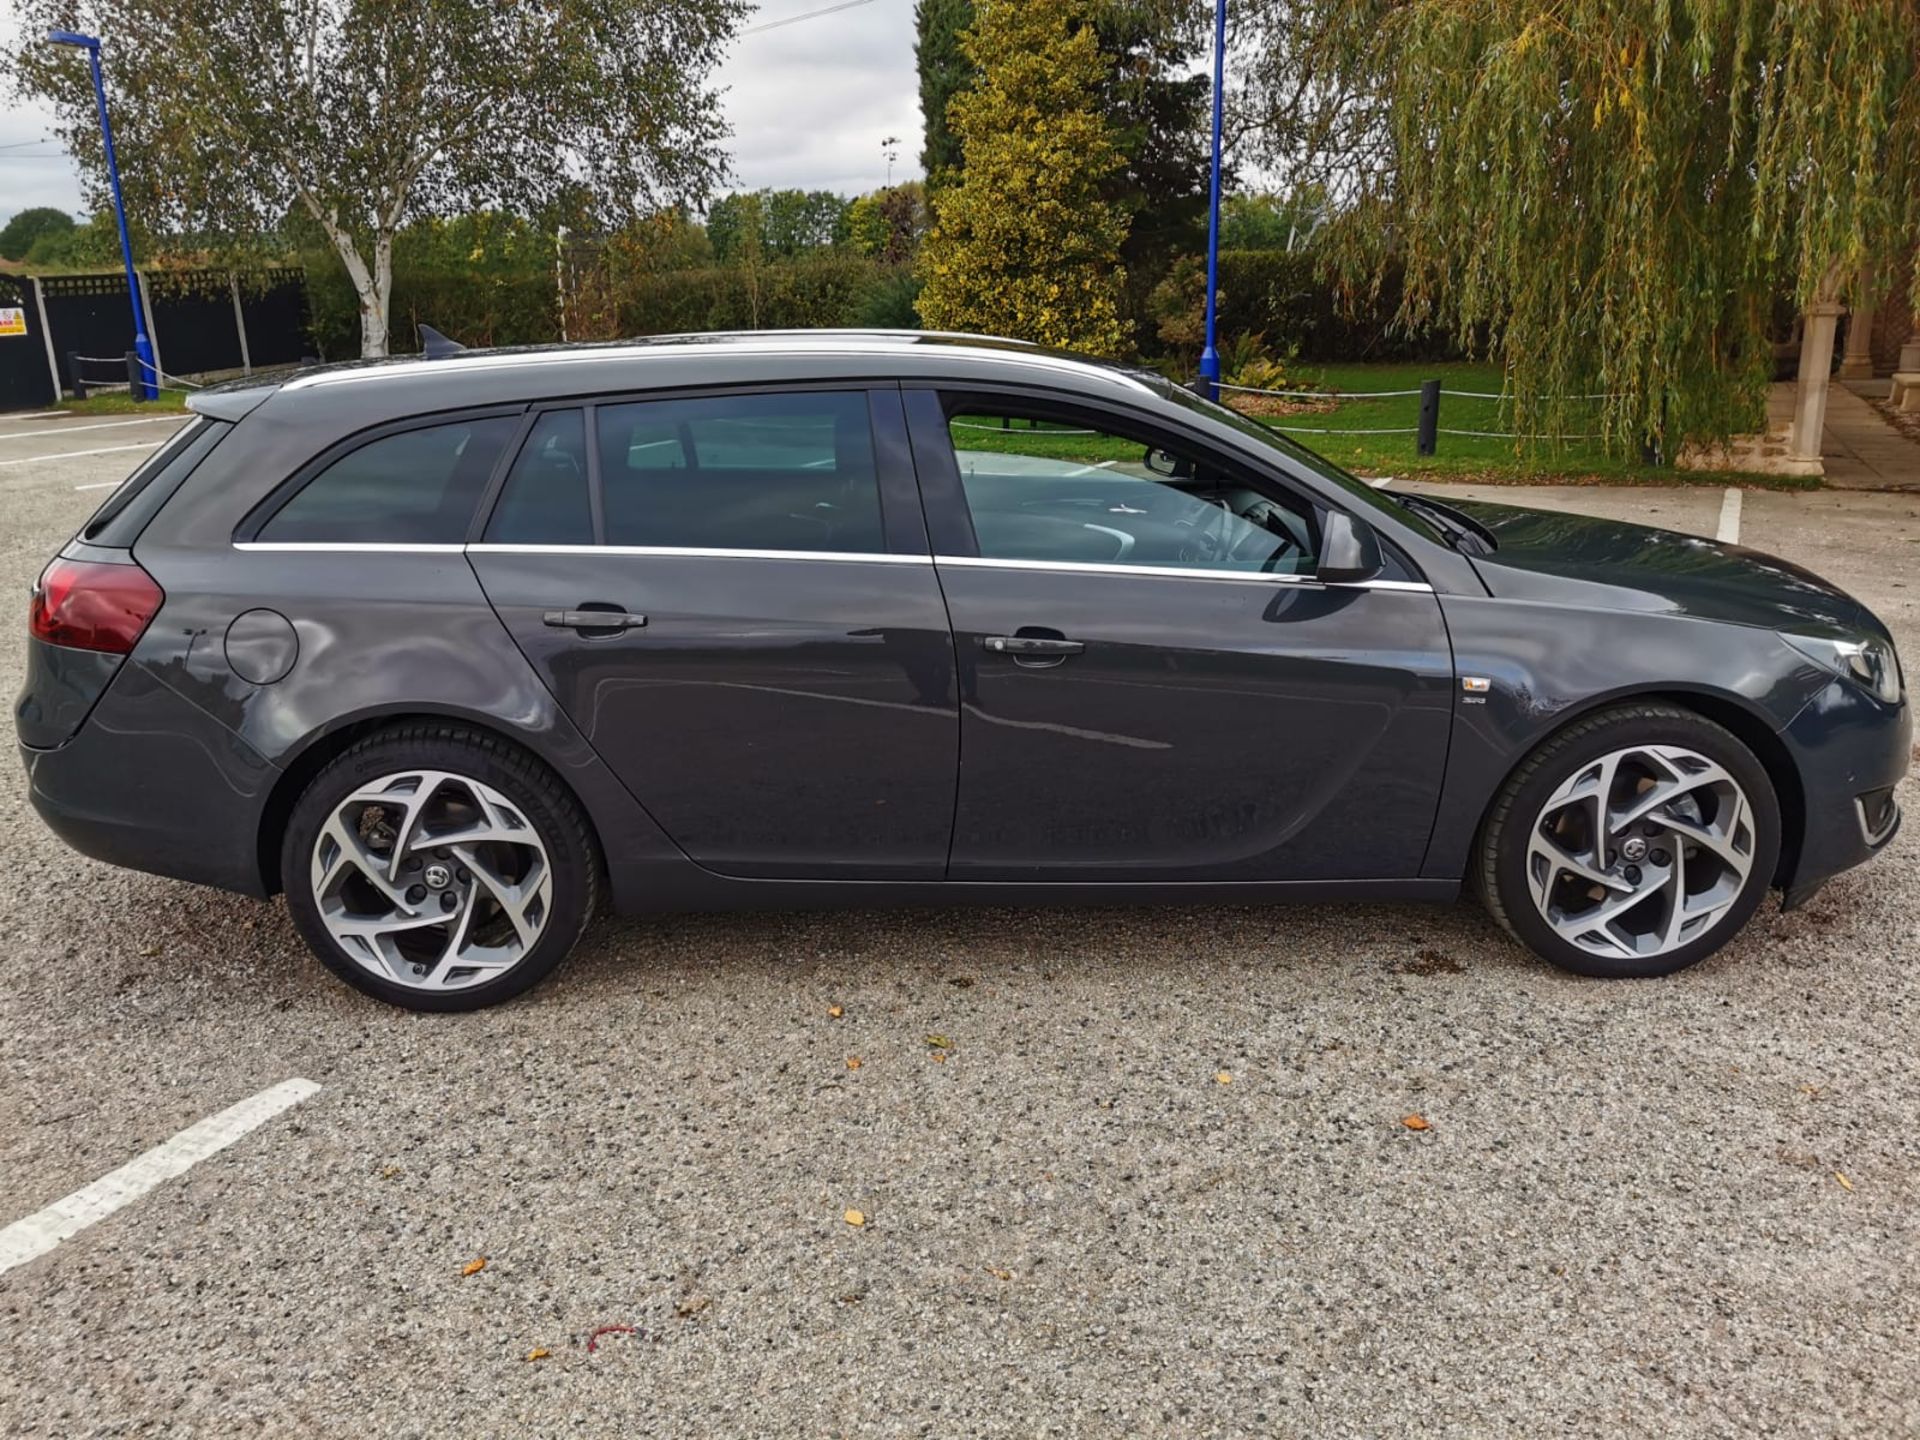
(1783, 632, 1904, 704)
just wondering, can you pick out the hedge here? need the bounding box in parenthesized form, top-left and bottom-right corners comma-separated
(1215, 249, 1460, 364)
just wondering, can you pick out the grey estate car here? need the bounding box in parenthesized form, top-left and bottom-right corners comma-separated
(15, 331, 1910, 1010)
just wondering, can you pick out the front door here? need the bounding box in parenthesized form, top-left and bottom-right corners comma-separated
(907, 390, 1455, 882)
(468, 386, 958, 879)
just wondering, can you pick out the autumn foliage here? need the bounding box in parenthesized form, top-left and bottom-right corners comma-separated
(915, 0, 1130, 355)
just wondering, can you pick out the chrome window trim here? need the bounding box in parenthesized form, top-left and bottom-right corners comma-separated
(467, 544, 930, 564)
(232, 541, 468, 554)
(932, 554, 1433, 592)
(227, 540, 1433, 591)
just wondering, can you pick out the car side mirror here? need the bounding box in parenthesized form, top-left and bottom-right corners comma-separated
(1317, 511, 1383, 585)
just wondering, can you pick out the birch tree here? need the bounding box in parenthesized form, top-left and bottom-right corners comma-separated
(13, 0, 743, 356)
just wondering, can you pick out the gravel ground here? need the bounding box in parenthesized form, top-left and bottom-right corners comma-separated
(0, 429, 1916, 1437)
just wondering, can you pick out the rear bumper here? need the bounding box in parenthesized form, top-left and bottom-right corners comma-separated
(19, 661, 278, 898)
(1779, 679, 1911, 908)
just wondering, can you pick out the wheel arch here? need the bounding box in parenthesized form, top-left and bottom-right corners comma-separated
(255, 705, 608, 897)
(1467, 684, 1805, 889)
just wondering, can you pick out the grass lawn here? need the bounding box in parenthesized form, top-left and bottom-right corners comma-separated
(953, 366, 1813, 491)
(1259, 361, 1814, 490)
(55, 390, 192, 417)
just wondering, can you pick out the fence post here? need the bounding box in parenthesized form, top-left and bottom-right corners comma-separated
(135, 269, 164, 389)
(229, 273, 253, 376)
(30, 278, 61, 405)
(67, 351, 88, 401)
(1417, 379, 1441, 456)
(124, 351, 146, 402)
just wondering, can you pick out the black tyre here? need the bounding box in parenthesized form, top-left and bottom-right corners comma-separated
(282, 723, 600, 1011)
(1477, 703, 1781, 978)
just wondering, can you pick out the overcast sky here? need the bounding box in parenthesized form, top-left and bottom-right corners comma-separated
(0, 0, 925, 224)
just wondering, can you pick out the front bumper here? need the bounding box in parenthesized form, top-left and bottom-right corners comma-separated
(1778, 678, 1911, 908)
(19, 660, 278, 898)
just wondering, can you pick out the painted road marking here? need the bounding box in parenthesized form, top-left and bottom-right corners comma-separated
(0, 416, 186, 442)
(1716, 488, 1742, 544)
(0, 1078, 320, 1277)
(74, 480, 124, 491)
(0, 440, 167, 470)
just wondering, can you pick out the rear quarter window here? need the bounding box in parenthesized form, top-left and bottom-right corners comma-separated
(258, 416, 518, 544)
(82, 417, 231, 548)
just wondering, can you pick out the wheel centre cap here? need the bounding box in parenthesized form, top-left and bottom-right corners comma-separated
(1620, 838, 1648, 863)
(423, 863, 453, 889)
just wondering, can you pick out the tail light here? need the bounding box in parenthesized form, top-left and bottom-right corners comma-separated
(29, 558, 165, 655)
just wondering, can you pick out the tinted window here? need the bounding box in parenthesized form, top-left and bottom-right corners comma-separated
(944, 407, 1317, 574)
(260, 416, 516, 544)
(486, 410, 592, 544)
(597, 392, 883, 552)
(84, 417, 230, 546)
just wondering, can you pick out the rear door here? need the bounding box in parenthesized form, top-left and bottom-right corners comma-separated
(468, 385, 958, 879)
(905, 387, 1455, 882)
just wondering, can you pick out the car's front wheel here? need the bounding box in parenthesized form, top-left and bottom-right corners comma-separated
(282, 724, 600, 1011)
(1478, 703, 1781, 978)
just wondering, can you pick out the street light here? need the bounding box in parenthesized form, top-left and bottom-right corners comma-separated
(45, 28, 157, 401)
(1197, 0, 1227, 402)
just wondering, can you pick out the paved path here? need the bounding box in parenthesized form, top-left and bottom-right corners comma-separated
(1762, 380, 1920, 490)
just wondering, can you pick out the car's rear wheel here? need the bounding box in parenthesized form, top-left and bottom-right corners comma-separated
(1478, 703, 1781, 978)
(282, 724, 599, 1011)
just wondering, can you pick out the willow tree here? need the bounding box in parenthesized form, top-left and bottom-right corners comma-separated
(1260, 0, 1920, 451)
(916, 0, 1131, 354)
(12, 0, 742, 357)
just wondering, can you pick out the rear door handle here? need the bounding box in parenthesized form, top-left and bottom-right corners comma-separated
(983, 634, 1084, 656)
(543, 608, 647, 633)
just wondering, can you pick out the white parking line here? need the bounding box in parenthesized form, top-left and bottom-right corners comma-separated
(0, 1078, 320, 1277)
(1716, 487, 1743, 544)
(0, 416, 186, 442)
(74, 480, 124, 491)
(0, 440, 167, 470)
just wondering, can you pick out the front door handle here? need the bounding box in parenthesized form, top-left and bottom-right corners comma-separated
(982, 632, 1085, 668)
(543, 607, 648, 633)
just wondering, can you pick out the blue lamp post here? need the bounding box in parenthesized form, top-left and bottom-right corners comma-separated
(46, 28, 157, 401)
(1196, 0, 1227, 401)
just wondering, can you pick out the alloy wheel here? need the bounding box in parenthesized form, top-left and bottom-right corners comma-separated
(1525, 743, 1756, 961)
(309, 769, 552, 991)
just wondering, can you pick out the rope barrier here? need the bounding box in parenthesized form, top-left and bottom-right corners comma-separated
(70, 353, 205, 390)
(950, 420, 1101, 435)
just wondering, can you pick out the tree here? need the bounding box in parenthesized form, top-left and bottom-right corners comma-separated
(0, 207, 76, 261)
(11, 0, 742, 357)
(917, 0, 1130, 353)
(915, 0, 975, 185)
(1255, 0, 1920, 451)
(848, 183, 928, 265)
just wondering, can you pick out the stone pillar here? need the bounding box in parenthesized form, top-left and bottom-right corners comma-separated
(1790, 295, 1846, 461)
(1894, 324, 1920, 412)
(1838, 263, 1877, 378)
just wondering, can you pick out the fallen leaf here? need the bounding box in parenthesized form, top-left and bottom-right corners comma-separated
(462, 1256, 488, 1277)
(987, 1266, 1013, 1281)
(525, 1348, 550, 1362)
(844, 1208, 866, 1227)
(675, 1294, 711, 1318)
(1215, 1071, 1233, 1086)
(930, 1051, 947, 1063)
(828, 1005, 844, 1019)
(1402, 1114, 1430, 1131)
(380, 1164, 403, 1180)
(1800, 1084, 1821, 1096)
(925, 1034, 951, 1049)
(1835, 1171, 1855, 1192)
(846, 1056, 862, 1070)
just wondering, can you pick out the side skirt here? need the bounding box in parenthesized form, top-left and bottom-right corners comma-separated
(606, 872, 1461, 916)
